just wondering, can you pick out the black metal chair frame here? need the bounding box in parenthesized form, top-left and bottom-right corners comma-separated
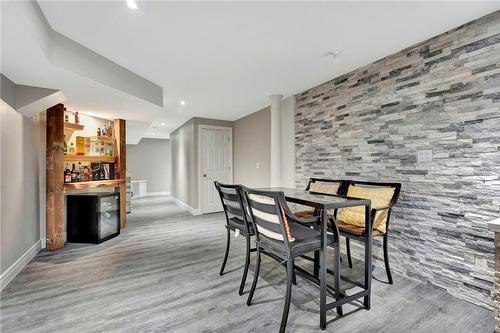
(242, 187, 321, 333)
(297, 178, 348, 277)
(305, 177, 349, 196)
(215, 181, 256, 296)
(335, 180, 401, 285)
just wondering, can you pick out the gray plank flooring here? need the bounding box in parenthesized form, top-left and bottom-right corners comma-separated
(0, 196, 494, 332)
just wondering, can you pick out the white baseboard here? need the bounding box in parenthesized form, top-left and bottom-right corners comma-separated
(170, 196, 201, 215)
(1, 240, 41, 291)
(145, 191, 170, 197)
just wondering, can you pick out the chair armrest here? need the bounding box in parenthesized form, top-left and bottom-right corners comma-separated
(287, 211, 320, 225)
(371, 203, 393, 215)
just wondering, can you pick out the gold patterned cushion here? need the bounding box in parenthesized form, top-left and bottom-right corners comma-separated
(338, 185, 395, 234)
(309, 182, 340, 195)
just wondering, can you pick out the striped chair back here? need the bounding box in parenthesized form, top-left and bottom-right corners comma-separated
(243, 188, 294, 246)
(214, 182, 251, 233)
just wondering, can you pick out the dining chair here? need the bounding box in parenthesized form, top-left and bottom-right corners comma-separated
(330, 180, 401, 284)
(294, 178, 348, 218)
(214, 181, 255, 296)
(242, 187, 326, 333)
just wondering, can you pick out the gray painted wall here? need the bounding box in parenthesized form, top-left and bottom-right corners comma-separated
(234, 106, 271, 187)
(127, 138, 171, 194)
(295, 11, 500, 308)
(1, 103, 40, 275)
(170, 117, 233, 209)
(170, 119, 195, 208)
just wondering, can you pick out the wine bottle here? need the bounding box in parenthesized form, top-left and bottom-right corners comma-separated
(63, 135, 68, 155)
(64, 166, 71, 183)
(71, 163, 77, 183)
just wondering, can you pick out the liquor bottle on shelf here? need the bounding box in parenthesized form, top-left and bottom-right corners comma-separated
(71, 164, 77, 183)
(74, 112, 80, 124)
(63, 135, 68, 155)
(107, 121, 113, 137)
(83, 165, 90, 182)
(77, 162, 83, 182)
(69, 142, 75, 155)
(97, 127, 101, 137)
(76, 136, 85, 156)
(91, 162, 100, 181)
(85, 137, 91, 156)
(64, 166, 71, 183)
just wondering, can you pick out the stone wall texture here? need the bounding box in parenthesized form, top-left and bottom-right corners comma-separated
(495, 233, 500, 329)
(295, 11, 500, 308)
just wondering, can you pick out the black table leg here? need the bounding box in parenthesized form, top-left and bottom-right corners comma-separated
(333, 227, 343, 316)
(313, 210, 321, 278)
(319, 209, 327, 330)
(314, 250, 319, 278)
(363, 204, 372, 309)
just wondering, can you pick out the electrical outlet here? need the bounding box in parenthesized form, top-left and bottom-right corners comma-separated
(256, 162, 260, 169)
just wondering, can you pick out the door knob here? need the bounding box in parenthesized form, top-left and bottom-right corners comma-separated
(203, 174, 207, 177)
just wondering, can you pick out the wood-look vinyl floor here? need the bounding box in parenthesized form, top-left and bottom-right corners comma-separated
(0, 196, 494, 332)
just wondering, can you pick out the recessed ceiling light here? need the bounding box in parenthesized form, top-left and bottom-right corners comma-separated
(180, 100, 186, 106)
(161, 122, 165, 126)
(126, 0, 138, 10)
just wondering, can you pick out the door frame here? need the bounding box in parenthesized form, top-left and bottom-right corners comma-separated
(197, 124, 233, 214)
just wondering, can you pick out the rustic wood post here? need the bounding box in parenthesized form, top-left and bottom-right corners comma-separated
(114, 119, 127, 228)
(46, 104, 65, 251)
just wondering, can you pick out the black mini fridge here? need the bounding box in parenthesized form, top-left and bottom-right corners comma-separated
(67, 192, 120, 244)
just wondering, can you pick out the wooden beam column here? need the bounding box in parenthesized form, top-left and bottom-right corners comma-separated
(46, 104, 65, 251)
(114, 119, 127, 228)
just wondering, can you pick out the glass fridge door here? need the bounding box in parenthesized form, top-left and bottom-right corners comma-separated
(99, 195, 119, 240)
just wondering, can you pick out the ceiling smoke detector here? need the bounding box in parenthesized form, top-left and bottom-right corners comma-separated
(327, 49, 341, 62)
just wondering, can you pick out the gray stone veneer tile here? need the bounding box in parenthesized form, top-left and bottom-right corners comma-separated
(295, 10, 500, 309)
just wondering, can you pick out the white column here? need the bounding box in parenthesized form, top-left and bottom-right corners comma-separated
(270, 94, 283, 187)
(281, 95, 296, 188)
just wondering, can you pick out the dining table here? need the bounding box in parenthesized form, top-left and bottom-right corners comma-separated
(258, 187, 372, 330)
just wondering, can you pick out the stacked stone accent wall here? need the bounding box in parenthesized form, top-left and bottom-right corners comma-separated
(295, 11, 500, 308)
(495, 233, 500, 329)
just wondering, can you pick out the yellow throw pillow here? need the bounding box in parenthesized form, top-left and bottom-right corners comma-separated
(338, 185, 395, 234)
(309, 182, 340, 195)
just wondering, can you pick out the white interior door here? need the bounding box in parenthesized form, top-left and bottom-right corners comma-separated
(200, 126, 232, 214)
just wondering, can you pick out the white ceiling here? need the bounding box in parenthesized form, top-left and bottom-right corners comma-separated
(3, 1, 499, 142)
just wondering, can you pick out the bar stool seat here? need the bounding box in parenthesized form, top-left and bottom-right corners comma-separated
(259, 222, 329, 258)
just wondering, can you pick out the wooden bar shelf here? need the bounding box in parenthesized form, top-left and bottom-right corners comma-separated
(64, 122, 84, 139)
(46, 103, 127, 251)
(91, 136, 115, 143)
(64, 179, 125, 190)
(64, 155, 116, 163)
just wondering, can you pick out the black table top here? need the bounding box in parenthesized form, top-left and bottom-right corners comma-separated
(256, 187, 371, 210)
